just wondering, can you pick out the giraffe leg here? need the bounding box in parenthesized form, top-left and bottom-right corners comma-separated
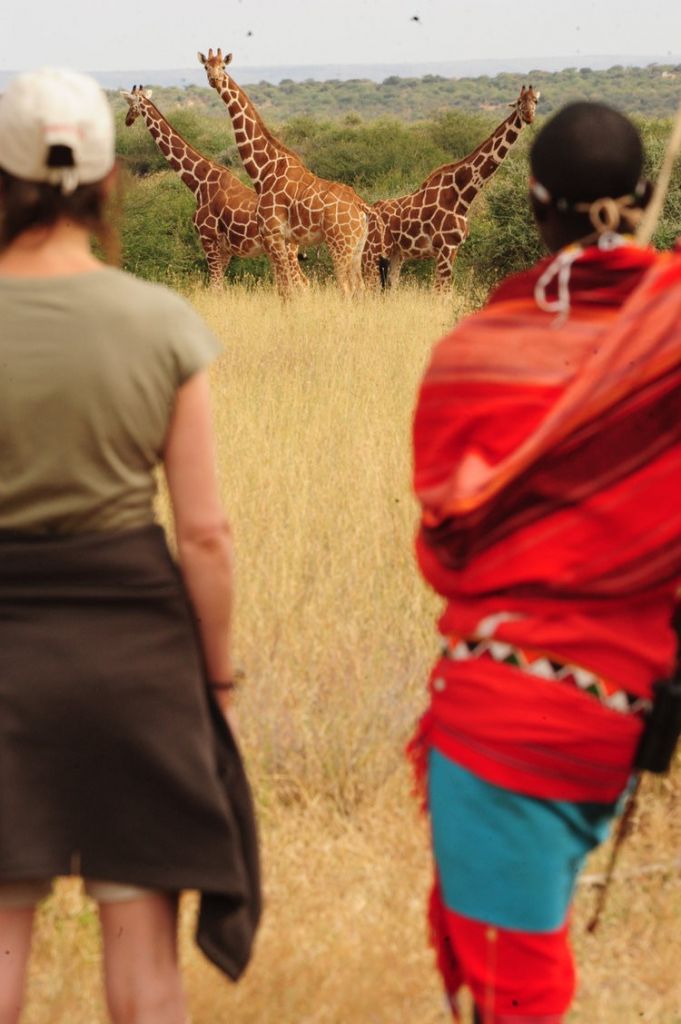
(328, 246, 353, 295)
(388, 253, 404, 289)
(363, 210, 391, 290)
(262, 233, 297, 298)
(287, 243, 309, 288)
(434, 247, 456, 293)
(347, 251, 365, 295)
(327, 222, 367, 297)
(361, 236, 383, 290)
(202, 236, 228, 288)
(195, 212, 227, 288)
(347, 215, 368, 296)
(218, 232, 233, 281)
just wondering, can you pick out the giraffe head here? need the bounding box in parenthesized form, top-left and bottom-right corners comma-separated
(120, 84, 153, 127)
(513, 85, 540, 125)
(198, 48, 233, 91)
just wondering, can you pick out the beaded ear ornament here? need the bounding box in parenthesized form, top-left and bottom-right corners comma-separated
(529, 176, 647, 325)
(529, 175, 646, 233)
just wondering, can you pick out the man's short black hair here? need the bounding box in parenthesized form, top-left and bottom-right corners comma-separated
(530, 101, 644, 204)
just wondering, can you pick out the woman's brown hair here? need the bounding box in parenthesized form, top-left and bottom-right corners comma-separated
(0, 163, 122, 265)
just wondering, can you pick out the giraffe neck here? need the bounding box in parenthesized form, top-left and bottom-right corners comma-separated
(215, 77, 298, 188)
(140, 102, 211, 195)
(448, 107, 526, 214)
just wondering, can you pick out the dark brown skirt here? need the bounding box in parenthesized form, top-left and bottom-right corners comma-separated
(0, 524, 260, 980)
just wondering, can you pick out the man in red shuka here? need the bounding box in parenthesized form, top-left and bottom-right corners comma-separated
(410, 102, 681, 1023)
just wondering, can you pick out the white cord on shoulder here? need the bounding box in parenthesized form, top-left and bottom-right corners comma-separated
(534, 233, 630, 327)
(533, 244, 583, 326)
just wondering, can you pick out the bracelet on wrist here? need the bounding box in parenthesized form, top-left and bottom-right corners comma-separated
(208, 668, 245, 693)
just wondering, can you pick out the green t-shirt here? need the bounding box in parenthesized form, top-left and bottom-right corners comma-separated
(0, 267, 222, 533)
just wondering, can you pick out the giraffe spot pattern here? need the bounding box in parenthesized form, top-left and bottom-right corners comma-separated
(363, 91, 532, 288)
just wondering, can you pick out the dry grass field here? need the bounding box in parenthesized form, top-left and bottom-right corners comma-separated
(22, 283, 681, 1023)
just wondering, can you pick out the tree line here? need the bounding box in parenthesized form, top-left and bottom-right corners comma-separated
(109, 63, 681, 124)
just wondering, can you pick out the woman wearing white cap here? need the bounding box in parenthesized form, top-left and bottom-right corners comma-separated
(0, 69, 259, 1024)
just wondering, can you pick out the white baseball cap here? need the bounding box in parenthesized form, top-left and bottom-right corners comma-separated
(0, 68, 115, 194)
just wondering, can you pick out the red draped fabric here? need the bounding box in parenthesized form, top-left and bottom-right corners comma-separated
(412, 244, 681, 803)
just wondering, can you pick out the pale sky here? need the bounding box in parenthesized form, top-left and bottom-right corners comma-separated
(2, 0, 681, 72)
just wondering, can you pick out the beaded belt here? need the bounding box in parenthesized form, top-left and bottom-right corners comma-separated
(438, 636, 652, 716)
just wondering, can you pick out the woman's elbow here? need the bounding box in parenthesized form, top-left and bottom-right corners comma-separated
(176, 518, 233, 558)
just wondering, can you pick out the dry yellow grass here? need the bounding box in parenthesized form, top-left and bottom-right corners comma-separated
(21, 282, 681, 1024)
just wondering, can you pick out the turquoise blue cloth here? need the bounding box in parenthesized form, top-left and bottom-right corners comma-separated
(428, 749, 622, 932)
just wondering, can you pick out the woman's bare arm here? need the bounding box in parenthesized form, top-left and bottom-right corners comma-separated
(163, 371, 235, 709)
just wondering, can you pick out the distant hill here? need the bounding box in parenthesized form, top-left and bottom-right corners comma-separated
(106, 61, 681, 122)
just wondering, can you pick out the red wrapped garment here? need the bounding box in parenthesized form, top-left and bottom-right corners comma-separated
(412, 243, 681, 804)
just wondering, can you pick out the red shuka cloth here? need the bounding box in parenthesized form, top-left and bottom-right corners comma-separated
(412, 244, 681, 803)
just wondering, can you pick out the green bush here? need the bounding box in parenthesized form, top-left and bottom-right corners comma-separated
(426, 109, 500, 160)
(121, 172, 204, 280)
(280, 116, 446, 189)
(116, 106, 239, 177)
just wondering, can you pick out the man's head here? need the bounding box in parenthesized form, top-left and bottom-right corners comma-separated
(529, 102, 649, 252)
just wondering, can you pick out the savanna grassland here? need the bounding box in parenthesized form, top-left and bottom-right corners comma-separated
(22, 285, 681, 1023)
(19, 62, 681, 1024)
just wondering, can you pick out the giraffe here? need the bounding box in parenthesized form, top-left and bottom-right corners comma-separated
(363, 86, 540, 291)
(121, 85, 305, 286)
(198, 49, 369, 297)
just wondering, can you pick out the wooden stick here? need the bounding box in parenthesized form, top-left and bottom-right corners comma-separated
(637, 100, 681, 246)
(586, 775, 642, 933)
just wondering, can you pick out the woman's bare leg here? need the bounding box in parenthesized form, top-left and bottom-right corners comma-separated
(0, 906, 35, 1024)
(98, 893, 188, 1024)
